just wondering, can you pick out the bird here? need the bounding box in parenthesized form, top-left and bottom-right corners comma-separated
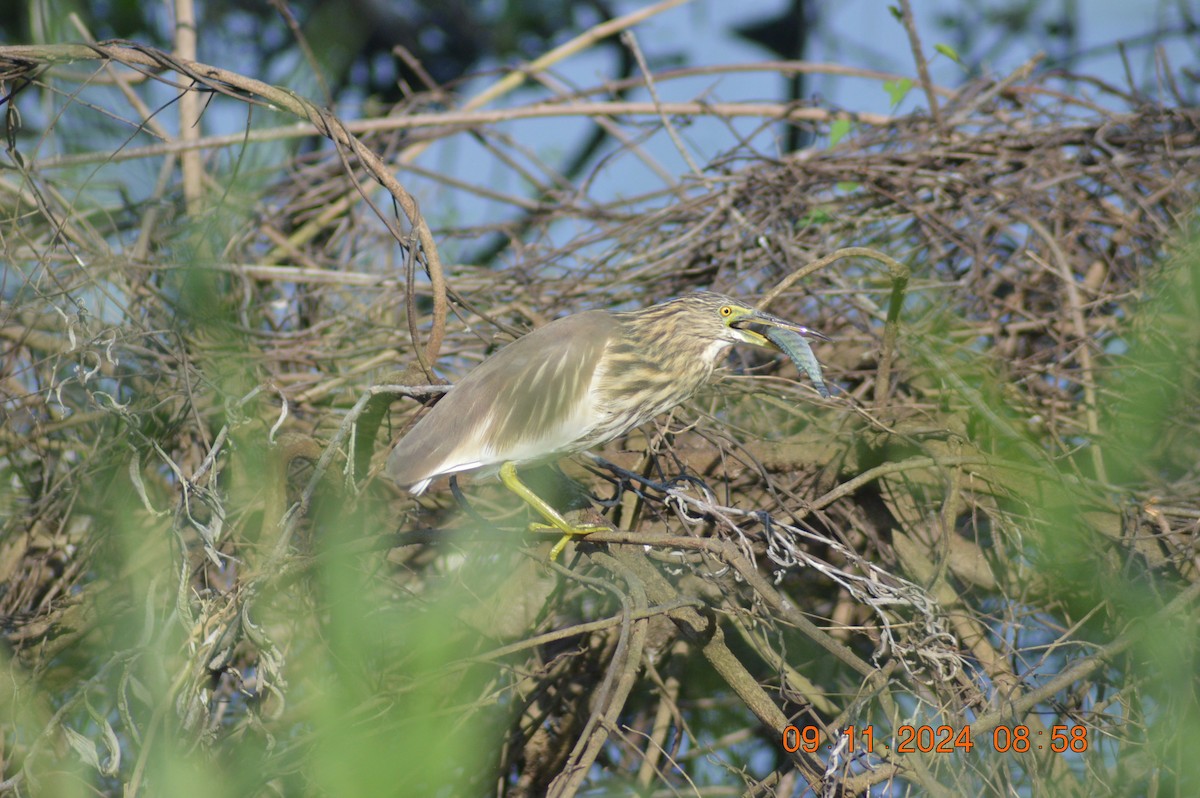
(386, 291, 828, 559)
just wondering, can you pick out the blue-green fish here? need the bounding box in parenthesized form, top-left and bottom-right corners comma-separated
(765, 326, 831, 398)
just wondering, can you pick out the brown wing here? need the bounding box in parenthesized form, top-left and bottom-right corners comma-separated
(386, 310, 616, 491)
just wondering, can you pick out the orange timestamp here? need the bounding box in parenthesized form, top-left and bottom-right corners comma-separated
(781, 724, 1089, 754)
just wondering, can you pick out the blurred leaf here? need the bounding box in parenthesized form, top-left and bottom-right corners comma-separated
(934, 43, 962, 63)
(883, 77, 914, 107)
(63, 726, 102, 772)
(798, 207, 834, 227)
(829, 118, 854, 146)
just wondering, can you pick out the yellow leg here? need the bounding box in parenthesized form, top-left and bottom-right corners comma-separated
(499, 461, 605, 560)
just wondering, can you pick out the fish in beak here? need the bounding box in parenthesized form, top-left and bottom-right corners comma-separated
(730, 309, 832, 398)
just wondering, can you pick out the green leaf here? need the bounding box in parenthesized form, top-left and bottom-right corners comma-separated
(888, 5, 902, 21)
(828, 118, 853, 147)
(883, 78, 913, 107)
(836, 181, 860, 193)
(935, 43, 962, 63)
(799, 208, 833, 227)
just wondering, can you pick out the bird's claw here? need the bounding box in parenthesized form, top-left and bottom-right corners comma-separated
(529, 522, 608, 561)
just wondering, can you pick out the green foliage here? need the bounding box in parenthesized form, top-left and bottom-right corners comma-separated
(828, 118, 854, 147)
(903, 244, 1200, 794)
(797, 207, 834, 228)
(883, 77, 914, 107)
(934, 43, 962, 64)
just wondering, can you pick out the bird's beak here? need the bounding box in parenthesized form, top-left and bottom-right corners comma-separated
(729, 308, 830, 348)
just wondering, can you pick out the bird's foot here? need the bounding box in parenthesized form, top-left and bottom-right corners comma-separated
(529, 521, 609, 561)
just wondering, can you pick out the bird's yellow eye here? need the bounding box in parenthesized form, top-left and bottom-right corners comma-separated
(719, 306, 733, 317)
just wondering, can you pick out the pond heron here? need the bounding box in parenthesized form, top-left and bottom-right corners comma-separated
(387, 292, 828, 558)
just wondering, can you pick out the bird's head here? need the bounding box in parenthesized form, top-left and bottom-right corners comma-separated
(655, 292, 828, 350)
(620, 291, 830, 384)
(721, 300, 829, 348)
